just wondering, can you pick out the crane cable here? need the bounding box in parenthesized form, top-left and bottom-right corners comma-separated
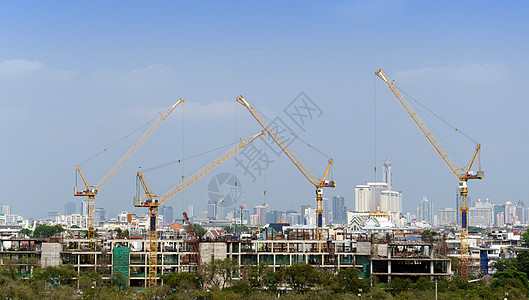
(140, 140, 240, 173)
(77, 116, 156, 167)
(258, 110, 332, 179)
(385, 72, 479, 145)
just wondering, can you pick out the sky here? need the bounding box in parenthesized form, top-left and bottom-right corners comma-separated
(1, 1, 529, 219)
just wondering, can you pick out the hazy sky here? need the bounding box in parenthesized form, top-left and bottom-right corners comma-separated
(1, 1, 528, 219)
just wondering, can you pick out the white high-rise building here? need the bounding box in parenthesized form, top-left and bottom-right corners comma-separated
(355, 185, 371, 212)
(418, 197, 433, 224)
(188, 205, 194, 218)
(81, 201, 88, 216)
(0, 205, 11, 215)
(380, 190, 402, 214)
(505, 201, 515, 224)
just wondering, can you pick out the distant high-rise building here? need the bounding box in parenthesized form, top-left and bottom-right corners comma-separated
(354, 185, 371, 212)
(379, 190, 402, 215)
(493, 204, 506, 226)
(94, 207, 106, 224)
(207, 201, 217, 220)
(455, 190, 461, 225)
(64, 202, 76, 215)
(418, 197, 433, 224)
(46, 211, 59, 221)
(81, 201, 88, 216)
(470, 198, 493, 227)
(322, 198, 331, 225)
(516, 200, 525, 224)
(267, 210, 282, 224)
(300, 205, 311, 225)
(286, 213, 301, 225)
(332, 196, 346, 224)
(439, 208, 457, 225)
(0, 205, 10, 216)
(354, 182, 388, 212)
(253, 206, 267, 227)
(160, 205, 174, 223)
(383, 159, 392, 190)
(0, 205, 11, 215)
(505, 201, 516, 224)
(235, 206, 250, 225)
(187, 205, 194, 218)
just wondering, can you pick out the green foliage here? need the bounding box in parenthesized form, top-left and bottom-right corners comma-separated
(115, 228, 129, 239)
(246, 262, 268, 288)
(19, 228, 32, 237)
(523, 227, 529, 245)
(201, 258, 238, 289)
(414, 276, 433, 291)
(283, 263, 319, 291)
(192, 224, 206, 237)
(389, 277, 412, 295)
(111, 272, 128, 290)
(223, 280, 252, 295)
(493, 269, 529, 291)
(162, 271, 200, 290)
(516, 250, 529, 276)
(223, 224, 249, 234)
(31, 265, 76, 287)
(494, 258, 514, 272)
(33, 225, 64, 238)
(333, 267, 369, 293)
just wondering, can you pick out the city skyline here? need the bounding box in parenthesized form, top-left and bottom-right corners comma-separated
(2, 2, 529, 218)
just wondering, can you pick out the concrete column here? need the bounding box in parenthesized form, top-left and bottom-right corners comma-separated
(431, 261, 434, 274)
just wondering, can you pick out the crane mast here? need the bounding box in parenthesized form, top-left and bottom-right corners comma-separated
(74, 99, 183, 245)
(135, 131, 265, 289)
(236, 95, 335, 240)
(375, 69, 483, 279)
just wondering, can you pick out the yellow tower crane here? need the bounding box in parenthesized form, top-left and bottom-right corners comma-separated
(375, 69, 483, 279)
(236, 95, 335, 240)
(135, 130, 265, 289)
(74, 99, 184, 243)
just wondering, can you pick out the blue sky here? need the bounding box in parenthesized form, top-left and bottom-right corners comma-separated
(1, 1, 528, 218)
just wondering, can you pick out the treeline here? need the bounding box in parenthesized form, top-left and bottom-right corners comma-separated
(1, 257, 529, 299)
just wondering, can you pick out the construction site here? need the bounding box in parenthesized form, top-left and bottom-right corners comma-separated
(0, 229, 452, 288)
(0, 71, 481, 294)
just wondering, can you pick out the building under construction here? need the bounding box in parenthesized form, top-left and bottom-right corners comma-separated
(0, 230, 451, 287)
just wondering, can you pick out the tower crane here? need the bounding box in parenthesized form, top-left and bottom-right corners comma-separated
(74, 99, 184, 243)
(135, 130, 265, 289)
(236, 95, 335, 240)
(375, 69, 483, 279)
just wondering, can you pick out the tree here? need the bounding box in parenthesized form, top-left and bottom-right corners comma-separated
(522, 227, 529, 245)
(494, 258, 515, 272)
(115, 228, 129, 239)
(111, 272, 128, 290)
(246, 262, 268, 288)
(334, 267, 369, 293)
(31, 265, 76, 288)
(389, 277, 412, 295)
(517, 250, 529, 277)
(201, 258, 238, 289)
(161, 272, 199, 290)
(493, 269, 529, 292)
(19, 228, 32, 237)
(283, 264, 319, 291)
(192, 224, 206, 238)
(32, 225, 64, 238)
(414, 276, 433, 291)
